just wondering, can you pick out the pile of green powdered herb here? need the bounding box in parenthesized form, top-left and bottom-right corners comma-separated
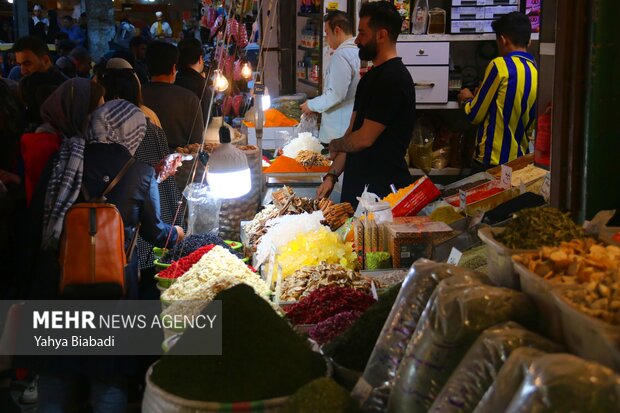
(496, 207, 583, 249)
(281, 378, 360, 413)
(151, 284, 326, 402)
(323, 283, 401, 371)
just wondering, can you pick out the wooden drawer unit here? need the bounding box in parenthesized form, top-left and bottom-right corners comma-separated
(396, 42, 450, 66)
(407, 66, 450, 104)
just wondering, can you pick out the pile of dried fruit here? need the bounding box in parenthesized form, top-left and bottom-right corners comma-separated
(278, 227, 358, 278)
(157, 245, 215, 280)
(514, 238, 620, 325)
(308, 311, 362, 345)
(280, 263, 375, 301)
(243, 187, 323, 252)
(285, 286, 375, 325)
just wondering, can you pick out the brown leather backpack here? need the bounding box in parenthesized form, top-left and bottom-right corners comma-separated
(58, 158, 140, 299)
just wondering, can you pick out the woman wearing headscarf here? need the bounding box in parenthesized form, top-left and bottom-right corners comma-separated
(21, 78, 106, 299)
(98, 58, 184, 296)
(83, 98, 184, 299)
(30, 99, 183, 413)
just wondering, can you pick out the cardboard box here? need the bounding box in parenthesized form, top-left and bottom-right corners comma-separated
(391, 176, 441, 217)
(451, 19, 495, 34)
(451, 6, 486, 20)
(388, 220, 453, 268)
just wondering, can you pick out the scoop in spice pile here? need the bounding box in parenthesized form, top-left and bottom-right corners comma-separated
(151, 284, 327, 403)
(513, 238, 620, 325)
(280, 263, 377, 302)
(496, 207, 583, 249)
(281, 378, 360, 413)
(285, 286, 376, 325)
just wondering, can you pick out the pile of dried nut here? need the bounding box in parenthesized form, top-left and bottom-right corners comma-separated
(295, 150, 331, 167)
(280, 263, 378, 301)
(514, 238, 620, 325)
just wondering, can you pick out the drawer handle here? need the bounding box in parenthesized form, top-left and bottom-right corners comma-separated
(418, 49, 425, 55)
(414, 82, 435, 89)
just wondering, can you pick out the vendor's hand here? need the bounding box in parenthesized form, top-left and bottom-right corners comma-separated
(0, 170, 21, 186)
(300, 101, 313, 115)
(175, 226, 185, 241)
(458, 88, 475, 104)
(327, 141, 341, 160)
(316, 177, 335, 200)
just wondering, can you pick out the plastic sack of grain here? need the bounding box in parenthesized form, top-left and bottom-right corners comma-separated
(387, 281, 536, 413)
(503, 354, 620, 413)
(473, 347, 549, 413)
(428, 322, 561, 413)
(255, 211, 325, 266)
(352, 259, 488, 412)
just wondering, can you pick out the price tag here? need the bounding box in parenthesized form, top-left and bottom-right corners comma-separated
(273, 264, 283, 306)
(468, 210, 485, 229)
(266, 245, 277, 287)
(519, 179, 526, 195)
(447, 247, 463, 265)
(351, 378, 373, 404)
(459, 189, 467, 211)
(370, 280, 379, 301)
(501, 165, 513, 188)
(541, 172, 551, 202)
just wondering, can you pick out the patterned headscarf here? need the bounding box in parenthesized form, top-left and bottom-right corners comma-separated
(41, 78, 97, 250)
(86, 99, 147, 156)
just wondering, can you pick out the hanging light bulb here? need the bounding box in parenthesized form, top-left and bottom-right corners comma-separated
(213, 69, 229, 92)
(241, 62, 252, 79)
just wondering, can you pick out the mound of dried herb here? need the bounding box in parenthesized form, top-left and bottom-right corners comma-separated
(281, 378, 360, 413)
(151, 284, 326, 402)
(496, 207, 583, 249)
(323, 283, 401, 371)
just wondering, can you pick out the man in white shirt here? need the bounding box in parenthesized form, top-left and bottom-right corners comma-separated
(300, 10, 360, 144)
(150, 11, 173, 39)
(32, 5, 49, 28)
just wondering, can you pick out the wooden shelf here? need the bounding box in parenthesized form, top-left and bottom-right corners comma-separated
(409, 167, 471, 176)
(398, 33, 539, 42)
(417, 101, 461, 110)
(297, 78, 319, 88)
(298, 45, 320, 53)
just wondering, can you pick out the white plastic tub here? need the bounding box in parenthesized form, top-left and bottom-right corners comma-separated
(477, 227, 536, 289)
(553, 293, 620, 372)
(513, 261, 564, 343)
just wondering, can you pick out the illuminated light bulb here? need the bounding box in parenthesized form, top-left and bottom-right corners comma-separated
(213, 70, 229, 92)
(241, 62, 252, 79)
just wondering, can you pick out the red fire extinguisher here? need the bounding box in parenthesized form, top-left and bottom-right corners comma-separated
(535, 103, 552, 167)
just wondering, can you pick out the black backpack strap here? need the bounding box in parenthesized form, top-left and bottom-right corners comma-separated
(101, 157, 136, 201)
(126, 222, 141, 261)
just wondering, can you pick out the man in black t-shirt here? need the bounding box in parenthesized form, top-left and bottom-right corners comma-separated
(318, 1, 415, 207)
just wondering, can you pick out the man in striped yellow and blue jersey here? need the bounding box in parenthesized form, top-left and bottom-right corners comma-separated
(458, 12, 538, 171)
